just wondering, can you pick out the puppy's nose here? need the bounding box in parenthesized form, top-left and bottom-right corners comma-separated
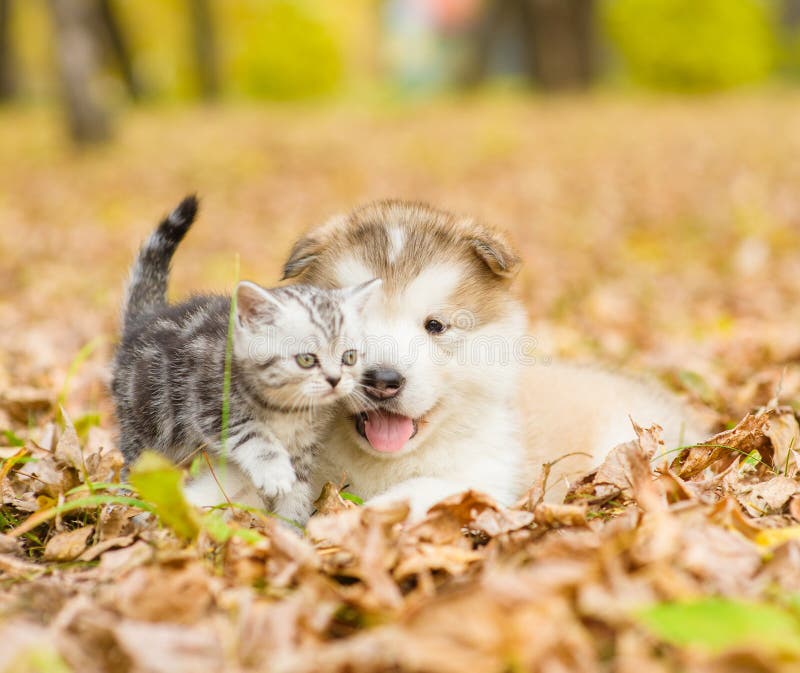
(326, 375, 340, 389)
(363, 367, 405, 399)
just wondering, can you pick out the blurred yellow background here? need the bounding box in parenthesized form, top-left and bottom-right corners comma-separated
(2, 0, 800, 429)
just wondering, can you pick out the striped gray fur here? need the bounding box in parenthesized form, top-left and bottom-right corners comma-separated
(112, 196, 379, 522)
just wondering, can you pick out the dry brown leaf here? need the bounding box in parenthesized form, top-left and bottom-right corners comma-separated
(0, 386, 52, 423)
(308, 502, 408, 610)
(97, 540, 154, 578)
(407, 490, 499, 545)
(43, 524, 94, 562)
(764, 409, 800, 478)
(790, 494, 800, 522)
(83, 426, 125, 483)
(630, 508, 681, 565)
(394, 542, 483, 580)
(54, 409, 84, 473)
(675, 413, 772, 479)
(54, 598, 138, 673)
(737, 475, 798, 517)
(110, 562, 215, 624)
(678, 523, 762, 595)
(313, 481, 357, 515)
(96, 503, 132, 541)
(78, 534, 135, 562)
(471, 504, 534, 536)
(515, 461, 552, 511)
(593, 426, 661, 496)
(0, 552, 47, 577)
(113, 620, 225, 673)
(758, 536, 800, 594)
(0, 532, 21, 554)
(534, 502, 588, 527)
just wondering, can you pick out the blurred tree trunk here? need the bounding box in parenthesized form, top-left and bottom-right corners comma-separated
(0, 0, 15, 101)
(462, 0, 519, 86)
(49, 0, 111, 144)
(782, 0, 800, 28)
(95, 0, 142, 100)
(463, 0, 596, 90)
(188, 0, 219, 99)
(526, 0, 595, 89)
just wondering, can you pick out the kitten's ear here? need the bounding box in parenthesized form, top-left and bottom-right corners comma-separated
(235, 281, 283, 328)
(342, 278, 381, 313)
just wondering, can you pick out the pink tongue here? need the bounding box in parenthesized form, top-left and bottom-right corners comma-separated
(364, 412, 415, 453)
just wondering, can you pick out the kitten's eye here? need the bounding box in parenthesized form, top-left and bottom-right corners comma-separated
(342, 349, 358, 366)
(295, 353, 317, 369)
(424, 318, 447, 335)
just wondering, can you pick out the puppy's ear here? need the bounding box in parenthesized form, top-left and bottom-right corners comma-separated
(282, 214, 347, 280)
(282, 234, 322, 280)
(463, 222, 521, 278)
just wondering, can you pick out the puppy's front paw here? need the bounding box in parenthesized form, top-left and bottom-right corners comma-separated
(253, 458, 297, 498)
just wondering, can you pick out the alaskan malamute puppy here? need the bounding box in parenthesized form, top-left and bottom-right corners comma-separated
(281, 201, 709, 516)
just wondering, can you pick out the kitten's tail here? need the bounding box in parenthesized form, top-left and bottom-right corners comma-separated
(122, 195, 199, 329)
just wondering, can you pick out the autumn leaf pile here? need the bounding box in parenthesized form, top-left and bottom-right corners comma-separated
(4, 95, 800, 671)
(2, 396, 800, 672)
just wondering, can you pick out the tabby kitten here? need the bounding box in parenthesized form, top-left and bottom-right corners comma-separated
(112, 196, 378, 522)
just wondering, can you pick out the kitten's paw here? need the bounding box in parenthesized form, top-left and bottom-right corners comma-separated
(274, 483, 313, 525)
(254, 459, 297, 498)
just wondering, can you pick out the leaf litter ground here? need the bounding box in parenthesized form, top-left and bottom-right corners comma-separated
(3, 95, 800, 672)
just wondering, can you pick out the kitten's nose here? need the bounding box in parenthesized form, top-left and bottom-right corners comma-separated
(363, 367, 405, 399)
(326, 375, 340, 389)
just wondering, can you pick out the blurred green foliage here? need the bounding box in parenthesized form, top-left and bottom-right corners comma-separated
(119, 0, 344, 100)
(222, 0, 342, 99)
(602, 0, 777, 91)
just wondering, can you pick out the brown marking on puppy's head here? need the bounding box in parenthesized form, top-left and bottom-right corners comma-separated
(282, 201, 521, 320)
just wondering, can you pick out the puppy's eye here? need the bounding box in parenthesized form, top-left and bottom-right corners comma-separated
(295, 353, 317, 368)
(342, 349, 358, 366)
(424, 318, 447, 334)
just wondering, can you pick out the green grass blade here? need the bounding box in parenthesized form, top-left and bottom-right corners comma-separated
(340, 491, 364, 505)
(219, 254, 240, 472)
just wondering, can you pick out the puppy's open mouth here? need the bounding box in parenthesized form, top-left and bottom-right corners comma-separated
(355, 411, 419, 453)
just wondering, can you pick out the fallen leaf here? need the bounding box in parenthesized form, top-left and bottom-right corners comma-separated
(43, 525, 94, 562)
(114, 620, 224, 673)
(78, 534, 135, 562)
(738, 476, 798, 517)
(636, 598, 800, 656)
(314, 481, 357, 515)
(534, 502, 588, 527)
(0, 386, 52, 423)
(764, 409, 800, 478)
(53, 408, 85, 473)
(674, 413, 772, 479)
(110, 562, 215, 624)
(129, 451, 200, 540)
(754, 526, 800, 549)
